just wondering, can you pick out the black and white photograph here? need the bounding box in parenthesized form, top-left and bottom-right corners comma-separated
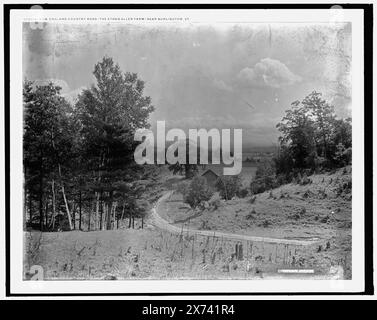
(2, 4, 372, 297)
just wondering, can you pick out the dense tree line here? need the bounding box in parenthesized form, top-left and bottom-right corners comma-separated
(23, 57, 154, 231)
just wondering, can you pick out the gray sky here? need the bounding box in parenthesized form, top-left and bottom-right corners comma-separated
(23, 22, 352, 147)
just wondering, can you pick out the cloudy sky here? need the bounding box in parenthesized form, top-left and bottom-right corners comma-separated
(23, 22, 351, 147)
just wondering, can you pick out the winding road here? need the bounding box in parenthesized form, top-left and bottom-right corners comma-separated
(149, 191, 321, 246)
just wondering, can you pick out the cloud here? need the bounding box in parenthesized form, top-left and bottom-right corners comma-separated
(237, 58, 301, 88)
(212, 79, 233, 92)
(26, 28, 54, 57)
(23, 24, 351, 145)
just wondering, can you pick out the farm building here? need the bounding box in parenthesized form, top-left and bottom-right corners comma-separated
(200, 166, 223, 188)
(199, 163, 259, 188)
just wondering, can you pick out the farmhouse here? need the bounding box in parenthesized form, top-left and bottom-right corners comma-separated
(200, 166, 223, 188)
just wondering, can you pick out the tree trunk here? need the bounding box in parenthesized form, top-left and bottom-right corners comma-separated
(106, 192, 113, 230)
(103, 202, 106, 230)
(39, 157, 44, 231)
(88, 200, 93, 231)
(79, 190, 82, 230)
(58, 164, 73, 230)
(51, 179, 56, 230)
(23, 183, 27, 230)
(51, 132, 72, 230)
(121, 202, 125, 220)
(112, 202, 117, 229)
(95, 192, 99, 230)
(28, 187, 33, 226)
(99, 193, 103, 230)
(106, 202, 112, 230)
(72, 201, 76, 230)
(45, 201, 48, 228)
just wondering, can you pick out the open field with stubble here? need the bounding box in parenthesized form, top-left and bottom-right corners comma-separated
(23, 226, 345, 280)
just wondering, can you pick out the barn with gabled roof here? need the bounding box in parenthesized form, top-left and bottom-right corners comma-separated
(200, 166, 223, 188)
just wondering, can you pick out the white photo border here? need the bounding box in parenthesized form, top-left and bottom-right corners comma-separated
(6, 5, 369, 295)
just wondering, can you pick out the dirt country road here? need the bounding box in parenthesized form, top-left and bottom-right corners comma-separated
(149, 191, 321, 246)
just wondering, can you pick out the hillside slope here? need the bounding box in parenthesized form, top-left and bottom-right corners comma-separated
(160, 166, 352, 278)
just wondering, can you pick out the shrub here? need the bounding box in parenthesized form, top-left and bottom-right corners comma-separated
(290, 212, 301, 220)
(279, 191, 288, 199)
(335, 179, 352, 197)
(250, 179, 267, 194)
(182, 176, 214, 208)
(215, 175, 242, 200)
(334, 143, 352, 167)
(250, 161, 279, 195)
(302, 190, 313, 199)
(208, 193, 222, 211)
(276, 173, 292, 185)
(318, 189, 327, 199)
(249, 195, 256, 204)
(299, 172, 312, 185)
(289, 207, 306, 220)
(200, 220, 211, 230)
(237, 188, 249, 198)
(260, 219, 271, 228)
(246, 207, 256, 219)
(176, 180, 190, 195)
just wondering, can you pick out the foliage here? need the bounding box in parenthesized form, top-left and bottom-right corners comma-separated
(237, 188, 249, 198)
(176, 180, 190, 197)
(249, 161, 277, 195)
(168, 162, 198, 179)
(208, 193, 222, 210)
(275, 91, 352, 175)
(23, 56, 155, 232)
(24, 80, 77, 230)
(182, 176, 214, 208)
(215, 175, 242, 200)
(168, 139, 198, 179)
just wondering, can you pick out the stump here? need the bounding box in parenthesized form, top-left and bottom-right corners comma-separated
(235, 242, 244, 261)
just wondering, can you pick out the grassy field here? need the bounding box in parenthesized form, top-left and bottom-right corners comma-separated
(24, 226, 345, 280)
(159, 166, 352, 278)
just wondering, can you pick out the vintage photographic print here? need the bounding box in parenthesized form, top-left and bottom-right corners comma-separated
(6, 6, 368, 295)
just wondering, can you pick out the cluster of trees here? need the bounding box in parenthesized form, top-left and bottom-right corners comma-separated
(168, 139, 199, 179)
(178, 176, 214, 208)
(24, 57, 154, 231)
(178, 174, 247, 210)
(249, 161, 277, 195)
(275, 91, 352, 175)
(250, 91, 352, 195)
(215, 175, 243, 200)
